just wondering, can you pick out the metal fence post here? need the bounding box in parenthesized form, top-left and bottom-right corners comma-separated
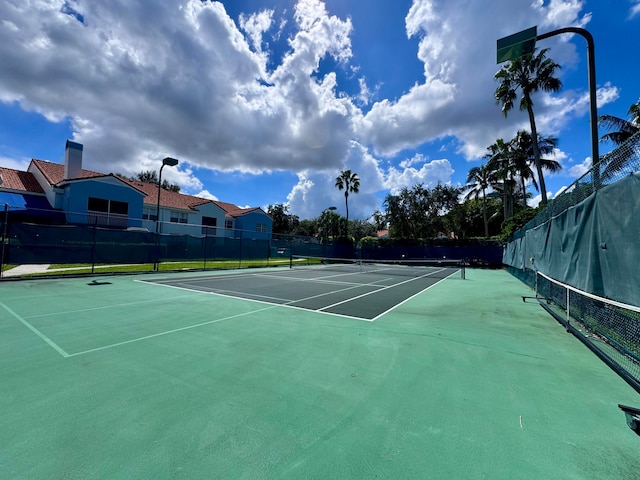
(0, 204, 8, 278)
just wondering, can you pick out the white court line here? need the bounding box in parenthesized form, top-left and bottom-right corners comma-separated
(0, 300, 69, 358)
(68, 267, 456, 357)
(318, 268, 450, 312)
(23, 293, 200, 319)
(66, 305, 280, 357)
(251, 272, 394, 288)
(68, 277, 377, 356)
(371, 268, 460, 321)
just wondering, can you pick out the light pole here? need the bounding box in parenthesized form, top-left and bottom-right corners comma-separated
(155, 157, 178, 234)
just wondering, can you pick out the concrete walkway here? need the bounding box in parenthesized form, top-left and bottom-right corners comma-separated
(1, 264, 51, 277)
(1, 264, 140, 278)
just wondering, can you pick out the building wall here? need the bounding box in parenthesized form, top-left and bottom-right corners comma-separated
(152, 202, 229, 236)
(234, 210, 272, 240)
(62, 178, 144, 228)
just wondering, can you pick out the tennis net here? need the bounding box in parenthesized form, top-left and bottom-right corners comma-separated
(535, 271, 640, 393)
(289, 255, 465, 279)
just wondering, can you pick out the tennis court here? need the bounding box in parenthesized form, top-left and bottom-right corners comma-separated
(1, 267, 638, 479)
(143, 259, 461, 321)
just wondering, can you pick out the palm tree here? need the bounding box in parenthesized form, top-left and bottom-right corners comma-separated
(598, 100, 640, 146)
(598, 100, 640, 181)
(465, 164, 493, 238)
(485, 138, 516, 221)
(335, 169, 360, 237)
(509, 130, 561, 206)
(495, 48, 562, 205)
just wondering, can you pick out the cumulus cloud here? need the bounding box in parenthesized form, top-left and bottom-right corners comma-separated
(0, 0, 603, 217)
(0, 0, 356, 181)
(632, 1, 640, 18)
(568, 156, 592, 178)
(356, 0, 597, 162)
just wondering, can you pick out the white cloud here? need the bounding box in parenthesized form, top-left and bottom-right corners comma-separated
(0, 156, 31, 172)
(194, 190, 219, 201)
(0, 0, 603, 216)
(568, 156, 592, 178)
(631, 1, 640, 18)
(0, 0, 356, 183)
(239, 9, 274, 53)
(385, 158, 455, 195)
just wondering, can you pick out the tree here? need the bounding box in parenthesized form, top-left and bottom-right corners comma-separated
(383, 182, 460, 239)
(484, 138, 515, 221)
(133, 170, 180, 192)
(598, 99, 640, 146)
(371, 210, 387, 231)
(598, 99, 640, 180)
(509, 130, 561, 206)
(495, 48, 562, 205)
(267, 203, 299, 234)
(334, 170, 360, 236)
(465, 164, 493, 238)
(316, 210, 341, 242)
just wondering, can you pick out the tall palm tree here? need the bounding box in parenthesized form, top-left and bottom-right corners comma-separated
(335, 169, 360, 236)
(495, 48, 562, 205)
(485, 138, 516, 221)
(598, 100, 640, 146)
(465, 164, 493, 238)
(598, 100, 640, 181)
(509, 130, 561, 206)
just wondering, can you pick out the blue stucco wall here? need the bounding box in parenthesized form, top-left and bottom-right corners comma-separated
(234, 210, 272, 239)
(62, 179, 145, 227)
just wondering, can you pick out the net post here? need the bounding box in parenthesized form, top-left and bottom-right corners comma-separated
(289, 254, 293, 269)
(460, 260, 465, 279)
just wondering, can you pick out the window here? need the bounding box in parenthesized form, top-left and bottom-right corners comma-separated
(225, 219, 233, 229)
(87, 197, 129, 227)
(256, 223, 267, 233)
(87, 197, 109, 213)
(110, 200, 128, 215)
(202, 216, 217, 236)
(143, 207, 157, 221)
(170, 211, 188, 223)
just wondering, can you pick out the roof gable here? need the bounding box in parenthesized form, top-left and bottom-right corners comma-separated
(30, 159, 105, 185)
(0, 167, 45, 194)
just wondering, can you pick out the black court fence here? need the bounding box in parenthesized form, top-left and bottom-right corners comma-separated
(504, 132, 640, 394)
(1, 215, 505, 278)
(507, 265, 640, 394)
(0, 221, 285, 274)
(514, 130, 640, 236)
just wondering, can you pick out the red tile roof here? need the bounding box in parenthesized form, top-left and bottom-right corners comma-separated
(19, 159, 263, 217)
(121, 178, 214, 211)
(0, 167, 45, 194)
(30, 159, 105, 184)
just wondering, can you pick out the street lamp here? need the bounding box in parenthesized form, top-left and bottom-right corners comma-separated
(156, 157, 178, 234)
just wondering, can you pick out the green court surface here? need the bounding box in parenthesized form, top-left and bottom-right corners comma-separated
(1, 268, 638, 479)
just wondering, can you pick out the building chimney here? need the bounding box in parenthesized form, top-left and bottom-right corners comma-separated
(64, 140, 83, 179)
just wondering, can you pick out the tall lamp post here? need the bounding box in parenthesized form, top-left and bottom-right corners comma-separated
(155, 157, 179, 234)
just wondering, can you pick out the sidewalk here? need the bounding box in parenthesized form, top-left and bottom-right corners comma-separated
(1, 264, 138, 278)
(1, 264, 51, 278)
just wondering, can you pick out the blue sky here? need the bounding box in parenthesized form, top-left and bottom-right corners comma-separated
(0, 0, 638, 221)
